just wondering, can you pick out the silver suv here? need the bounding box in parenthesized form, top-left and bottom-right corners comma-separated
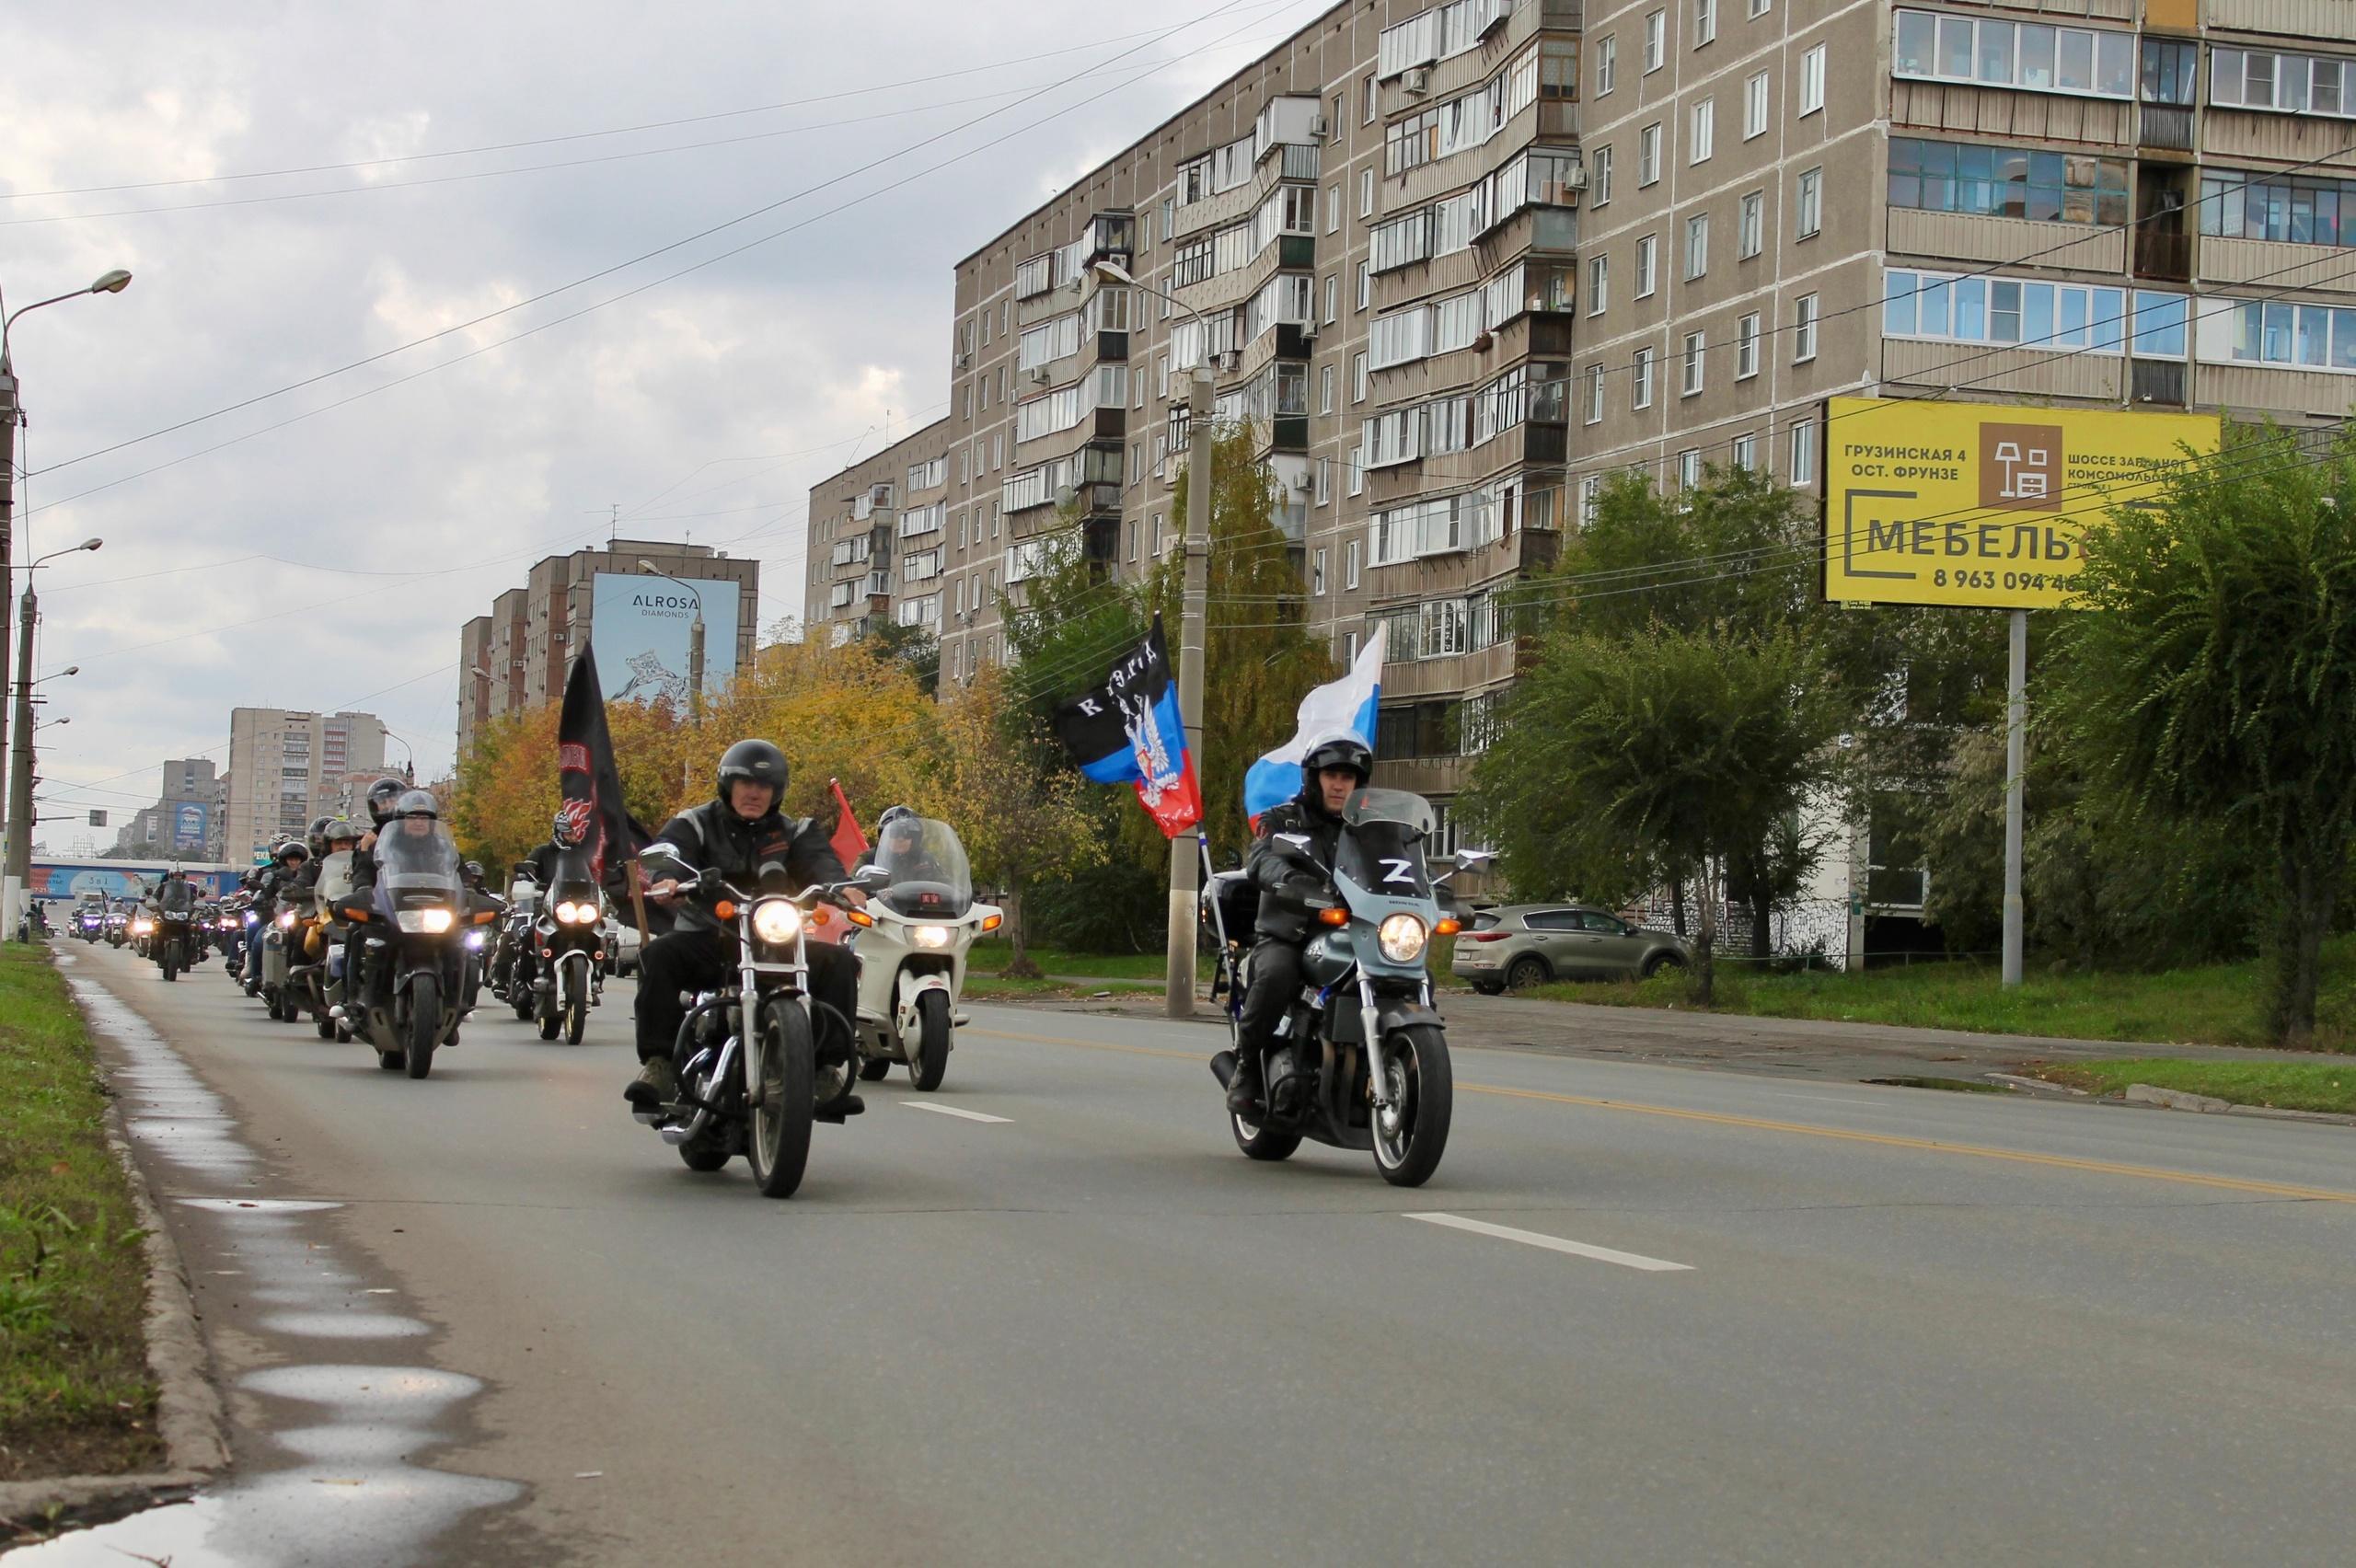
(1450, 905, 1691, 992)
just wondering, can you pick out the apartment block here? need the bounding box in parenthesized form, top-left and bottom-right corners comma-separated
(106, 756, 227, 861)
(458, 541, 761, 757)
(224, 709, 388, 861)
(807, 0, 2356, 875)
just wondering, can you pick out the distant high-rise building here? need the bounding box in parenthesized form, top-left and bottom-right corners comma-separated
(107, 756, 227, 860)
(457, 540, 759, 758)
(224, 710, 387, 860)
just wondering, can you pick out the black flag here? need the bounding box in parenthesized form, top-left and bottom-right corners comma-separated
(557, 640, 661, 929)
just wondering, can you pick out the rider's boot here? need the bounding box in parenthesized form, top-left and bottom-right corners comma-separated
(1226, 1045, 1265, 1115)
(624, 1055, 679, 1110)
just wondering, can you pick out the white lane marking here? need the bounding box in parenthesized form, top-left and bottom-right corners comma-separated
(1403, 1213, 1693, 1273)
(900, 1101, 1012, 1124)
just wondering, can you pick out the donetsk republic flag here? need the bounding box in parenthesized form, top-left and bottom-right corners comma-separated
(1051, 616, 1204, 838)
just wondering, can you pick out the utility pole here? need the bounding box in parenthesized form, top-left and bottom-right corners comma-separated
(6, 577, 37, 932)
(0, 362, 17, 824)
(687, 609, 706, 726)
(1166, 362, 1212, 1019)
(2001, 609, 2027, 986)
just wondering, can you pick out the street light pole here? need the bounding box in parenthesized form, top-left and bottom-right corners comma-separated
(5, 541, 98, 933)
(1092, 259, 1213, 1019)
(637, 560, 706, 725)
(0, 269, 132, 807)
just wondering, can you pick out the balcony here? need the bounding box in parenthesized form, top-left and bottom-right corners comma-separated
(2138, 104, 2193, 153)
(2133, 226, 2192, 282)
(2131, 357, 2188, 407)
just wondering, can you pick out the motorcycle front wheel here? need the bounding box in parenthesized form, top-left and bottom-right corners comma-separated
(907, 991, 953, 1093)
(160, 942, 179, 982)
(405, 974, 440, 1079)
(1370, 1023, 1452, 1188)
(747, 999, 814, 1200)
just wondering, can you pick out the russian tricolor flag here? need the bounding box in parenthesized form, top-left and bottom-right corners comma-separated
(1243, 621, 1386, 827)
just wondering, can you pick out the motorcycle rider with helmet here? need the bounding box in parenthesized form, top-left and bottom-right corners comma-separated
(246, 837, 312, 987)
(502, 809, 590, 999)
(865, 804, 956, 886)
(1226, 733, 1373, 1115)
(626, 739, 866, 1115)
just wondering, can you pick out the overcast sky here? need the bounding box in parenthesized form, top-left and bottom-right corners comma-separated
(6, 0, 1330, 850)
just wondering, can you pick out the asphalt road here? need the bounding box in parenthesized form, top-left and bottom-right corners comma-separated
(22, 942, 2356, 1566)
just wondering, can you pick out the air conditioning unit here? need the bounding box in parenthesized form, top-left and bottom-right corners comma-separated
(1564, 164, 1589, 192)
(1027, 366, 1052, 386)
(1216, 350, 1241, 373)
(954, 352, 972, 370)
(1403, 67, 1431, 96)
(1292, 470, 1316, 493)
(1310, 112, 1329, 137)
(1299, 320, 1320, 341)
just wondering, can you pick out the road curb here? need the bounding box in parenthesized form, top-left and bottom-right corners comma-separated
(2118, 1082, 2356, 1127)
(0, 961, 227, 1530)
(1983, 1072, 2088, 1097)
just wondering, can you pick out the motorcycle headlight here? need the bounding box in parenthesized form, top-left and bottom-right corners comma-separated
(133, 918, 155, 935)
(396, 906, 456, 934)
(1376, 913, 1429, 964)
(908, 924, 953, 950)
(464, 930, 487, 951)
(275, 911, 295, 928)
(243, 911, 260, 926)
(557, 901, 597, 926)
(750, 898, 802, 946)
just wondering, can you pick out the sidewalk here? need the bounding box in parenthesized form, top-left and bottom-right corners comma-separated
(1024, 984, 2334, 1085)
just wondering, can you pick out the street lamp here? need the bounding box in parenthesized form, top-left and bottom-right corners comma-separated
(637, 559, 707, 723)
(4, 541, 99, 931)
(1, 268, 131, 885)
(1091, 258, 1213, 1019)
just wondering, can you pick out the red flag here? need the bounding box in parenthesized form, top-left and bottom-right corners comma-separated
(827, 778, 869, 870)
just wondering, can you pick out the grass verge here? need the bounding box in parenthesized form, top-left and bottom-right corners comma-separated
(1535, 937, 2356, 1052)
(0, 943, 160, 1482)
(2030, 1059, 2356, 1114)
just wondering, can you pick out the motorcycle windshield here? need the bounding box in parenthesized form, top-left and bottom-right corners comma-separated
(871, 817, 974, 918)
(1336, 790, 1436, 901)
(376, 820, 462, 898)
(548, 846, 600, 905)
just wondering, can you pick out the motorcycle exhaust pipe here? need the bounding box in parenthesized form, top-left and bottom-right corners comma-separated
(1209, 1051, 1237, 1090)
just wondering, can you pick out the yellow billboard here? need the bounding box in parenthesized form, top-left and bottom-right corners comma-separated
(1822, 398, 2222, 609)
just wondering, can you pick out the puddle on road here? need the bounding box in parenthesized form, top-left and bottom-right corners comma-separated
(8, 970, 525, 1566)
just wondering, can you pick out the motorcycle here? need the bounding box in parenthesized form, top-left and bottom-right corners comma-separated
(1206, 790, 1485, 1189)
(332, 816, 495, 1078)
(105, 911, 130, 948)
(127, 912, 155, 958)
(259, 893, 305, 1021)
(629, 841, 871, 1199)
(74, 907, 105, 943)
(530, 850, 605, 1045)
(847, 816, 999, 1091)
(493, 873, 540, 1020)
(150, 909, 195, 982)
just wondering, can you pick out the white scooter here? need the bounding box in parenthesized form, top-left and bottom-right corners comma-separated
(848, 816, 999, 1092)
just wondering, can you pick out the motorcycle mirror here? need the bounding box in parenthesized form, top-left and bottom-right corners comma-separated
(855, 864, 893, 888)
(1454, 849, 1496, 871)
(639, 843, 688, 873)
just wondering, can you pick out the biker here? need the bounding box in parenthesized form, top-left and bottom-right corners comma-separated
(246, 839, 310, 986)
(866, 805, 953, 886)
(625, 739, 866, 1116)
(1228, 733, 1371, 1115)
(340, 777, 412, 990)
(507, 809, 589, 997)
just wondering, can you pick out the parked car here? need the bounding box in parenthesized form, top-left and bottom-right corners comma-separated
(1450, 905, 1690, 992)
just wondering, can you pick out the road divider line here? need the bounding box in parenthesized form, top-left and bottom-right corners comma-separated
(1405, 1212, 1694, 1272)
(969, 1024, 2356, 1205)
(901, 1101, 1012, 1124)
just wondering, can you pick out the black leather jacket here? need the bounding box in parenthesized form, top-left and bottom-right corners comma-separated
(1246, 790, 1345, 942)
(653, 800, 848, 939)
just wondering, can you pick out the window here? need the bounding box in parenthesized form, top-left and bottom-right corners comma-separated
(1750, 0, 1770, 16)
(1795, 293, 1819, 361)
(2212, 49, 2355, 118)
(1357, 262, 1370, 312)
(1592, 144, 1613, 205)
(1788, 420, 1816, 483)
(1315, 455, 1334, 507)
(1598, 32, 1616, 95)
(1588, 255, 1609, 315)
(1736, 311, 1760, 378)
(1325, 184, 1341, 235)
(1633, 346, 1656, 408)
(1365, 75, 1378, 123)
(1681, 330, 1705, 395)
(1738, 190, 1762, 258)
(2199, 167, 2356, 246)
(1348, 453, 1364, 496)
(1360, 167, 1375, 217)
(1884, 268, 2127, 354)
(1638, 122, 1662, 185)
(1323, 274, 1337, 324)
(1744, 70, 1768, 138)
(1799, 43, 1826, 115)
(1795, 167, 1821, 238)
(1341, 538, 1360, 589)
(1695, 0, 1716, 46)
(1313, 548, 1329, 595)
(2222, 298, 2356, 371)
(2142, 38, 2197, 107)
(1353, 352, 1369, 402)
(1683, 212, 1709, 278)
(1892, 10, 2134, 99)
(1690, 98, 1715, 163)
(1321, 363, 1335, 413)
(1585, 362, 1605, 422)
(1732, 432, 1758, 470)
(1644, 9, 1665, 73)
(1678, 449, 1703, 489)
(2131, 291, 2189, 358)
(1889, 138, 2131, 227)
(1636, 234, 1657, 297)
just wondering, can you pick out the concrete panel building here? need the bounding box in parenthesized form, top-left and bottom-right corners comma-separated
(223, 710, 387, 861)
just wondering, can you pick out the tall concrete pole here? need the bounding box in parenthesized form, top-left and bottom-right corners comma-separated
(0, 364, 17, 840)
(1166, 365, 1212, 1018)
(2002, 609, 2027, 987)
(6, 581, 38, 935)
(688, 612, 706, 727)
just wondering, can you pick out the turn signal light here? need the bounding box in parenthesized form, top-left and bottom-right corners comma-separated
(1317, 906, 1349, 927)
(713, 900, 736, 921)
(980, 913, 1003, 933)
(809, 906, 832, 929)
(1434, 917, 1461, 937)
(847, 909, 873, 928)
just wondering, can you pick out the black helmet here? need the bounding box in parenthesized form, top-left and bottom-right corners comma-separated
(364, 777, 408, 825)
(551, 804, 590, 848)
(715, 739, 789, 810)
(275, 837, 310, 863)
(877, 804, 917, 836)
(394, 789, 439, 821)
(306, 814, 335, 854)
(1301, 733, 1372, 790)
